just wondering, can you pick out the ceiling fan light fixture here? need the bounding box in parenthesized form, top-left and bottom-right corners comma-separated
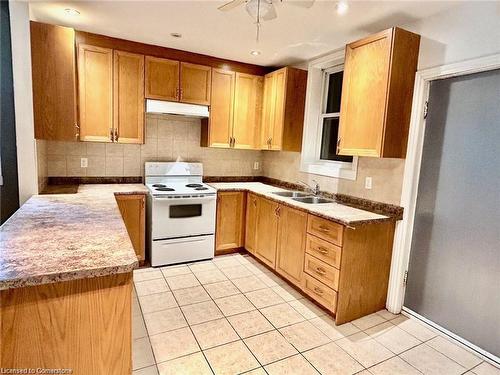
(250, 50, 261, 56)
(64, 8, 80, 16)
(246, 0, 273, 19)
(335, 1, 349, 15)
(170, 32, 182, 38)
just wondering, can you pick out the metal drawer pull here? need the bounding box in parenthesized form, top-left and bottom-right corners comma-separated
(313, 287, 324, 295)
(317, 247, 328, 254)
(315, 267, 326, 275)
(318, 225, 330, 232)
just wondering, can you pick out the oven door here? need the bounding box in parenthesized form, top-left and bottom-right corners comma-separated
(151, 195, 216, 240)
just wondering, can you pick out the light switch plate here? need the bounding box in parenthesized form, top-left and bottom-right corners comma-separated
(81, 157, 88, 168)
(365, 177, 372, 189)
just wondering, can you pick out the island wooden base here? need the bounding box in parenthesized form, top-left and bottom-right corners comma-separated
(0, 273, 132, 375)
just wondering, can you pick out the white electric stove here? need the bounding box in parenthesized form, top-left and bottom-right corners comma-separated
(145, 162, 216, 267)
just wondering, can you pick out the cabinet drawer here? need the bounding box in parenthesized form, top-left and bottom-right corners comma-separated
(304, 253, 339, 291)
(302, 274, 337, 313)
(307, 215, 343, 246)
(306, 234, 341, 268)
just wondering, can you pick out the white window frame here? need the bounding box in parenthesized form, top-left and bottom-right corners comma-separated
(300, 49, 358, 180)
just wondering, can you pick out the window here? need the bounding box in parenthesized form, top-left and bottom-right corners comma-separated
(319, 69, 353, 163)
(300, 50, 358, 180)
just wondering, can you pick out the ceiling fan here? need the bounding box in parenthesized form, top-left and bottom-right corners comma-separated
(218, 0, 315, 41)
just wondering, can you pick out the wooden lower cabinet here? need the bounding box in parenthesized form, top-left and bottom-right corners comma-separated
(275, 205, 307, 285)
(215, 192, 246, 254)
(115, 194, 145, 263)
(254, 196, 279, 268)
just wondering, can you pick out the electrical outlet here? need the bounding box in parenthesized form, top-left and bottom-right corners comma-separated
(81, 157, 88, 168)
(253, 161, 260, 170)
(365, 177, 372, 189)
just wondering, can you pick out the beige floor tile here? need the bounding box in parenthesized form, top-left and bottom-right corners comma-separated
(143, 307, 187, 335)
(133, 269, 164, 282)
(181, 300, 223, 325)
(399, 343, 465, 375)
(310, 316, 360, 341)
(227, 310, 275, 338)
(427, 336, 482, 370)
(160, 265, 192, 277)
(215, 293, 255, 316)
(336, 332, 394, 368)
(157, 352, 212, 375)
(204, 340, 260, 375)
(303, 342, 364, 375)
(244, 330, 298, 365)
(138, 291, 177, 314)
(279, 321, 331, 352)
(133, 365, 158, 375)
(245, 288, 285, 308)
(204, 280, 240, 299)
(272, 284, 304, 302)
(391, 316, 438, 341)
(133, 314, 148, 339)
(231, 275, 268, 293)
(135, 278, 169, 297)
(172, 285, 211, 306)
(264, 354, 319, 375)
(289, 299, 327, 319)
(166, 273, 200, 290)
(194, 269, 228, 284)
(258, 272, 287, 287)
(221, 265, 254, 279)
(191, 318, 240, 349)
(365, 321, 421, 354)
(369, 356, 421, 375)
(213, 256, 243, 269)
(242, 368, 267, 375)
(351, 313, 387, 331)
(188, 261, 218, 273)
(133, 297, 142, 317)
(472, 362, 500, 375)
(260, 302, 305, 328)
(133, 337, 155, 370)
(376, 309, 400, 321)
(244, 262, 268, 275)
(150, 327, 200, 363)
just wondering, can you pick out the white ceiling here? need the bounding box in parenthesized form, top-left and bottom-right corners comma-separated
(28, 0, 458, 67)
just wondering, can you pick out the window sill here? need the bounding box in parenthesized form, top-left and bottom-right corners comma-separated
(300, 158, 358, 180)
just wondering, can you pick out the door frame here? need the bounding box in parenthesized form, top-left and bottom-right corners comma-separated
(386, 53, 500, 314)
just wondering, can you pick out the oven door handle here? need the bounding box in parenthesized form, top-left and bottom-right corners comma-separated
(159, 236, 212, 245)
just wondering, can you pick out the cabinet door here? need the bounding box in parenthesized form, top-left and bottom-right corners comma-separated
(209, 69, 235, 148)
(180, 62, 211, 105)
(31, 22, 77, 141)
(245, 193, 258, 254)
(337, 29, 393, 157)
(260, 73, 275, 149)
(233, 73, 263, 149)
(270, 68, 287, 150)
(145, 56, 179, 101)
(78, 44, 113, 142)
(114, 51, 145, 144)
(216, 192, 246, 253)
(115, 194, 145, 262)
(275, 205, 307, 285)
(254, 197, 279, 268)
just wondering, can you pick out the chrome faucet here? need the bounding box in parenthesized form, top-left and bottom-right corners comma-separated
(297, 180, 320, 196)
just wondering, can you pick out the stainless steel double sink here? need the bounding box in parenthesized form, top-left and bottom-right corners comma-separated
(272, 191, 334, 204)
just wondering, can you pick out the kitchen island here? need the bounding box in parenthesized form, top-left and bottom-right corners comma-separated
(0, 184, 146, 375)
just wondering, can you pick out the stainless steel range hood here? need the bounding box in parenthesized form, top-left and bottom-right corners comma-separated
(146, 99, 209, 118)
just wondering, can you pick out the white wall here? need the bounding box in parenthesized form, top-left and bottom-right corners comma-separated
(9, 1, 37, 204)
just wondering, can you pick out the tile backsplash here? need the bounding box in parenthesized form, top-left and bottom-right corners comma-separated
(45, 114, 262, 178)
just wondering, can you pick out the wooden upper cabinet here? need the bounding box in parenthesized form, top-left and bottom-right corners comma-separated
(254, 197, 279, 268)
(215, 192, 246, 253)
(233, 73, 263, 149)
(338, 27, 420, 158)
(145, 56, 179, 101)
(30, 22, 77, 141)
(205, 69, 235, 148)
(275, 205, 307, 285)
(245, 193, 259, 254)
(260, 67, 307, 151)
(78, 44, 114, 142)
(114, 51, 145, 144)
(180, 62, 211, 105)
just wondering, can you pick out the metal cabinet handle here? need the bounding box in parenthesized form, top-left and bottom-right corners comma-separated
(317, 247, 328, 255)
(318, 225, 330, 232)
(313, 287, 324, 295)
(252, 199, 257, 207)
(109, 127, 114, 141)
(75, 123, 80, 139)
(315, 267, 326, 275)
(114, 129, 119, 142)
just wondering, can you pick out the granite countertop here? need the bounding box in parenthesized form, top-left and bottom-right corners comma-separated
(208, 182, 390, 226)
(0, 184, 148, 290)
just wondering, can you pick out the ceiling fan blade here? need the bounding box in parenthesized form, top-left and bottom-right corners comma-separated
(218, 0, 247, 11)
(261, 3, 277, 21)
(285, 0, 315, 9)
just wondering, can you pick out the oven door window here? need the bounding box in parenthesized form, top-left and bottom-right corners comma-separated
(169, 204, 202, 218)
